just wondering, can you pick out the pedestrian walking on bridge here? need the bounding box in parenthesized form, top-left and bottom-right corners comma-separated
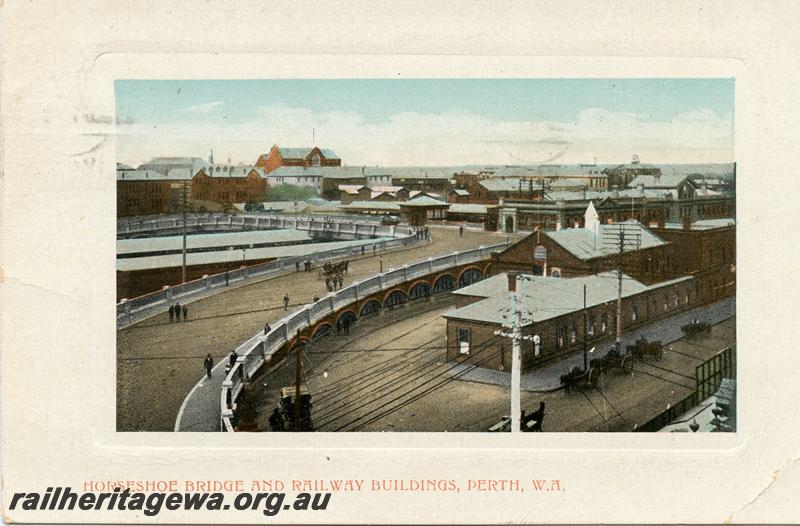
(182, 304, 188, 320)
(203, 353, 214, 378)
(283, 294, 290, 310)
(174, 302, 182, 321)
(168, 304, 175, 322)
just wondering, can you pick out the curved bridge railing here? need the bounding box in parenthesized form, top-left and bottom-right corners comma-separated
(215, 243, 506, 432)
(116, 215, 418, 328)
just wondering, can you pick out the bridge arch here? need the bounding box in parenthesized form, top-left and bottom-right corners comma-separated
(359, 299, 382, 318)
(311, 323, 334, 342)
(383, 289, 408, 308)
(407, 280, 431, 300)
(432, 273, 457, 293)
(458, 266, 484, 287)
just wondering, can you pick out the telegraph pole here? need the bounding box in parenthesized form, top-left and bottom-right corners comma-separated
(295, 331, 303, 432)
(494, 273, 535, 433)
(181, 179, 188, 284)
(510, 285, 522, 433)
(616, 230, 624, 353)
(583, 283, 588, 370)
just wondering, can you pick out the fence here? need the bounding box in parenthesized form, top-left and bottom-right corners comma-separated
(116, 214, 419, 328)
(213, 243, 506, 432)
(635, 346, 735, 432)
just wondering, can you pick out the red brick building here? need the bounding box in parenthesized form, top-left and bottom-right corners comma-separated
(190, 165, 267, 205)
(493, 203, 675, 285)
(650, 218, 736, 304)
(117, 170, 174, 217)
(255, 145, 341, 173)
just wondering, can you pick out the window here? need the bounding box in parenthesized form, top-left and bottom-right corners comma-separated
(457, 327, 470, 355)
(556, 327, 565, 349)
(534, 245, 547, 260)
(570, 322, 577, 344)
(674, 293, 679, 307)
(551, 267, 561, 278)
(663, 292, 669, 311)
(312, 154, 321, 166)
(600, 312, 607, 333)
(588, 315, 595, 337)
(632, 305, 638, 322)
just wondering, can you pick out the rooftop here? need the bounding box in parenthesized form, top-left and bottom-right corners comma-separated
(444, 272, 692, 326)
(276, 147, 340, 160)
(399, 195, 450, 208)
(627, 174, 689, 188)
(544, 219, 667, 260)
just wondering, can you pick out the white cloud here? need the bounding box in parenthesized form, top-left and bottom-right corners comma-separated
(116, 103, 733, 168)
(179, 101, 224, 114)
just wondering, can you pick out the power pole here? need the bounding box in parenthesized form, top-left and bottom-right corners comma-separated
(510, 286, 521, 433)
(181, 180, 188, 284)
(583, 283, 588, 370)
(494, 274, 535, 433)
(616, 229, 624, 353)
(295, 331, 303, 432)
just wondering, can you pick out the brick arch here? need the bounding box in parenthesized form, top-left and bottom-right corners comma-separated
(335, 309, 358, 325)
(358, 298, 383, 317)
(405, 279, 432, 295)
(311, 322, 334, 341)
(457, 265, 484, 281)
(432, 272, 457, 287)
(381, 287, 408, 305)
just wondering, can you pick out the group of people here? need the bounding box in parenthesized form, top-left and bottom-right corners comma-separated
(325, 274, 344, 292)
(168, 302, 188, 322)
(414, 227, 430, 240)
(336, 315, 353, 335)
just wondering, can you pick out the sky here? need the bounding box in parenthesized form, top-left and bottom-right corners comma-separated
(115, 79, 734, 168)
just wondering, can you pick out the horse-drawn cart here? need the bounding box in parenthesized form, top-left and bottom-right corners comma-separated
(682, 319, 711, 338)
(560, 347, 633, 394)
(627, 337, 664, 362)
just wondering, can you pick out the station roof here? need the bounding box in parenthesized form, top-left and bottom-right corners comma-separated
(117, 237, 392, 272)
(447, 203, 491, 214)
(340, 201, 401, 211)
(398, 195, 450, 208)
(444, 272, 692, 326)
(117, 229, 311, 255)
(117, 168, 193, 181)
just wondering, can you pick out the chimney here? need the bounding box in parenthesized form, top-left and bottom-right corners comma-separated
(507, 272, 518, 292)
(683, 216, 692, 231)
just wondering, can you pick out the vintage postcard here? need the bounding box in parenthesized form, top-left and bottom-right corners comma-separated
(2, 2, 798, 524)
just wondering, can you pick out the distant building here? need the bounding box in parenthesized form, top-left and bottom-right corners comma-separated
(255, 145, 341, 173)
(191, 165, 267, 205)
(603, 155, 662, 189)
(388, 167, 453, 195)
(443, 271, 699, 373)
(138, 156, 209, 176)
(268, 166, 392, 199)
(117, 169, 186, 217)
(650, 218, 736, 304)
(466, 178, 543, 204)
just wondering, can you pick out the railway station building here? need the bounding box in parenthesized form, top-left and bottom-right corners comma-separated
(443, 271, 699, 373)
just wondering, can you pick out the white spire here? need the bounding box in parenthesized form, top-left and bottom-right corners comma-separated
(584, 201, 600, 242)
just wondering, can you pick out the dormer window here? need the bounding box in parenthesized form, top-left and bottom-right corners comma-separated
(311, 154, 321, 166)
